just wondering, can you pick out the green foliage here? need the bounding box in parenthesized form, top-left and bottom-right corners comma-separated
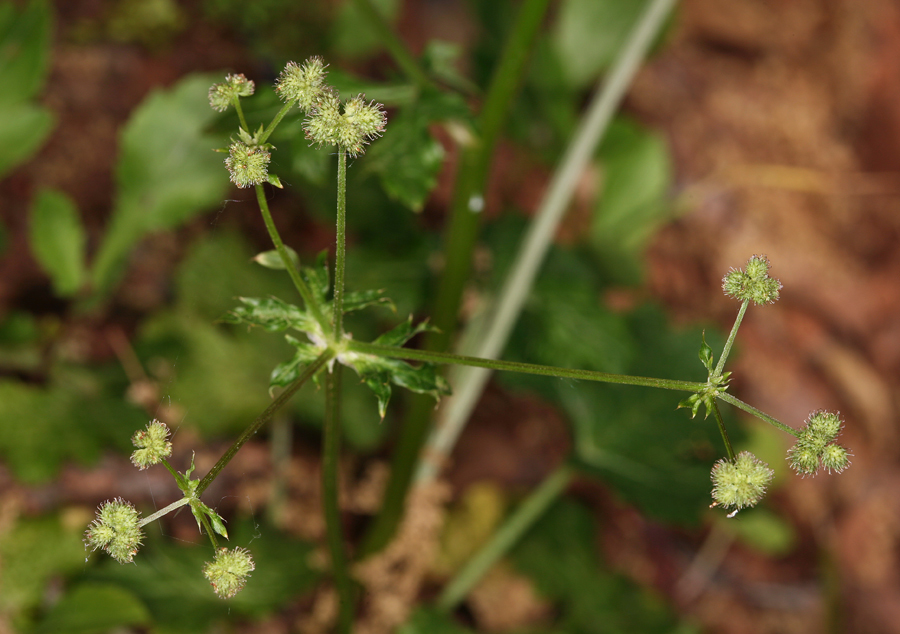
(590, 117, 672, 284)
(91, 73, 229, 293)
(398, 608, 475, 634)
(511, 498, 694, 634)
(331, 0, 399, 58)
(552, 0, 649, 88)
(36, 583, 151, 634)
(28, 189, 88, 297)
(0, 0, 55, 178)
(0, 374, 145, 483)
(0, 515, 87, 629)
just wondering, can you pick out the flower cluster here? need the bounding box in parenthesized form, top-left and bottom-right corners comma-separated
(130, 419, 173, 470)
(722, 254, 782, 305)
(788, 410, 851, 476)
(208, 74, 255, 112)
(84, 498, 144, 563)
(225, 141, 271, 189)
(710, 451, 774, 516)
(203, 547, 256, 599)
(275, 57, 328, 113)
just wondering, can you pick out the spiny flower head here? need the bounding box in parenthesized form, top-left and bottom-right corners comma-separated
(722, 254, 782, 305)
(203, 547, 255, 599)
(304, 91, 386, 158)
(275, 57, 328, 113)
(130, 419, 172, 470)
(225, 141, 271, 188)
(84, 498, 144, 564)
(208, 74, 255, 112)
(710, 451, 774, 516)
(788, 410, 851, 476)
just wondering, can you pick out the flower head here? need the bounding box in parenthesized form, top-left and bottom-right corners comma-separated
(788, 410, 851, 476)
(225, 141, 271, 188)
(722, 254, 782, 305)
(203, 547, 255, 598)
(84, 498, 144, 563)
(130, 419, 173, 470)
(208, 74, 255, 112)
(275, 57, 328, 112)
(304, 91, 386, 158)
(710, 451, 774, 516)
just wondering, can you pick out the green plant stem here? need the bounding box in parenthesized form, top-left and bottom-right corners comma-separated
(259, 101, 296, 146)
(437, 464, 575, 611)
(197, 509, 219, 549)
(716, 392, 799, 437)
(714, 299, 748, 378)
(254, 184, 331, 334)
(347, 340, 704, 392)
(711, 400, 736, 461)
(233, 97, 250, 133)
(332, 151, 348, 337)
(416, 0, 680, 486)
(351, 0, 432, 89)
(324, 366, 353, 634)
(364, 0, 553, 556)
(196, 351, 332, 497)
(139, 497, 190, 527)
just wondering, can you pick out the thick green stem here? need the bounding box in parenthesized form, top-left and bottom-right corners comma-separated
(711, 400, 736, 462)
(196, 352, 332, 496)
(324, 366, 353, 634)
(716, 392, 799, 437)
(366, 0, 553, 556)
(254, 185, 331, 334)
(333, 151, 348, 337)
(351, 0, 432, 88)
(347, 340, 704, 392)
(714, 300, 748, 378)
(437, 464, 575, 611)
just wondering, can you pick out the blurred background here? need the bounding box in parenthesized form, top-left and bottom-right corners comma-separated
(1, 0, 899, 632)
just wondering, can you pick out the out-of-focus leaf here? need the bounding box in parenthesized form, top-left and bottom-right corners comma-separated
(0, 515, 88, 623)
(0, 377, 144, 483)
(552, 0, 648, 88)
(331, 0, 399, 58)
(590, 117, 672, 284)
(28, 189, 87, 296)
(253, 245, 300, 271)
(91, 73, 228, 293)
(0, 101, 54, 178)
(36, 584, 150, 634)
(397, 608, 475, 634)
(0, 0, 51, 104)
(367, 89, 471, 211)
(511, 498, 696, 634)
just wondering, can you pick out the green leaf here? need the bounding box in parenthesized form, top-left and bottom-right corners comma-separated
(398, 607, 475, 634)
(511, 499, 693, 633)
(302, 251, 331, 303)
(342, 288, 395, 315)
(28, 189, 87, 296)
(252, 246, 300, 271)
(361, 369, 392, 419)
(0, 101, 54, 178)
(367, 89, 470, 211)
(223, 296, 318, 334)
(91, 73, 229, 293)
(0, 0, 52, 105)
(373, 315, 433, 348)
(349, 353, 450, 419)
(331, 0, 400, 58)
(551, 0, 648, 88)
(268, 334, 325, 390)
(36, 583, 150, 634)
(589, 117, 672, 284)
(698, 331, 714, 373)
